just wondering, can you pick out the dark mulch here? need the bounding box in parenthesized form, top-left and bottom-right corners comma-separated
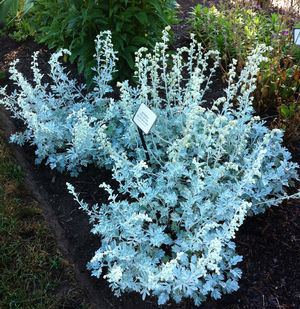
(0, 1, 300, 308)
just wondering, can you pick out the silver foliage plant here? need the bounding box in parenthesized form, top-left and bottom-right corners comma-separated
(0, 31, 120, 176)
(0, 26, 299, 305)
(68, 29, 299, 305)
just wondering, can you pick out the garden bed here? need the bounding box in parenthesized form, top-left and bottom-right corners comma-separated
(0, 1, 300, 308)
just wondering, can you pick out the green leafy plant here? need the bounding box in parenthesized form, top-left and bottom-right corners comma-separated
(0, 0, 34, 39)
(0, 0, 19, 23)
(256, 53, 299, 110)
(24, 0, 177, 83)
(255, 49, 300, 147)
(190, 3, 288, 72)
(280, 103, 296, 119)
(0, 71, 6, 80)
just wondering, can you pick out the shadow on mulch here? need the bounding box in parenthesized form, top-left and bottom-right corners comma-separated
(0, 1, 300, 308)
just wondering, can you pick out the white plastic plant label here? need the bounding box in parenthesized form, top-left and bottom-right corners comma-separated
(294, 28, 300, 45)
(133, 103, 157, 134)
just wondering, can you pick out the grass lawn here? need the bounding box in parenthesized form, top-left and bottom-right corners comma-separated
(0, 130, 93, 309)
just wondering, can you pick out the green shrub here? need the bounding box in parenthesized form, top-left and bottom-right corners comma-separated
(24, 0, 177, 83)
(0, 0, 31, 23)
(190, 3, 287, 71)
(255, 42, 300, 147)
(0, 0, 34, 40)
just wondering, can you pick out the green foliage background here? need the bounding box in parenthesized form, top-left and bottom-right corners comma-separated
(0, 0, 33, 24)
(18, 0, 177, 83)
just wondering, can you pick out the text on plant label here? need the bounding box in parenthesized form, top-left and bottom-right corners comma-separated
(133, 103, 157, 134)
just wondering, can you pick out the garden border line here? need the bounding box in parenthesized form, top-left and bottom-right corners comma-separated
(0, 106, 110, 309)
